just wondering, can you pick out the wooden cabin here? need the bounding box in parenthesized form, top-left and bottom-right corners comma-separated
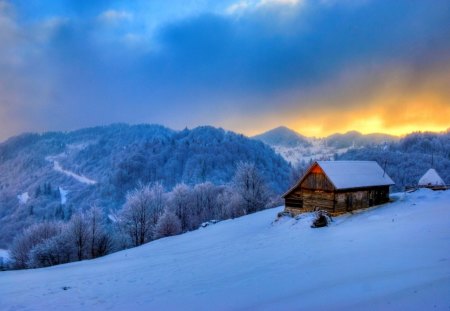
(283, 161, 395, 216)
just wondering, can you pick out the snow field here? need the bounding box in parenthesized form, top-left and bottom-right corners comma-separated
(0, 189, 449, 310)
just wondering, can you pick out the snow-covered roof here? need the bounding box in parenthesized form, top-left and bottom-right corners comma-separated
(315, 161, 395, 190)
(418, 169, 445, 186)
(284, 161, 394, 196)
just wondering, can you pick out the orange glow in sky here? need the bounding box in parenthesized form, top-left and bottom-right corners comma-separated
(287, 98, 450, 137)
(235, 67, 450, 137)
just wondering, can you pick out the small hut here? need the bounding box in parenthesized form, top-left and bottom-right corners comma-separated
(283, 161, 394, 216)
(418, 169, 446, 190)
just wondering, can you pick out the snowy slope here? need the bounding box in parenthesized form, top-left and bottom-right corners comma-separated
(1, 189, 449, 310)
(271, 138, 353, 165)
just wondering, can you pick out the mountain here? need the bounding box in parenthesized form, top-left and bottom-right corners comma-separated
(252, 126, 311, 148)
(1, 189, 448, 310)
(0, 124, 291, 247)
(252, 127, 399, 165)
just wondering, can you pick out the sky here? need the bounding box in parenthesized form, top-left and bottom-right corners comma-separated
(0, 0, 449, 140)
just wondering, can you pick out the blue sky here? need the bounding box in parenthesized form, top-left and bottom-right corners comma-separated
(0, 0, 449, 140)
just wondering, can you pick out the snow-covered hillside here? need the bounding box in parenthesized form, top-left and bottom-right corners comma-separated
(252, 127, 398, 165)
(1, 189, 449, 310)
(272, 138, 352, 164)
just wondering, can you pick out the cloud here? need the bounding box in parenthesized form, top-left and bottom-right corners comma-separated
(98, 9, 133, 24)
(226, 0, 302, 15)
(0, 0, 449, 140)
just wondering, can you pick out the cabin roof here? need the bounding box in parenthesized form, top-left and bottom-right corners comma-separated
(283, 160, 394, 197)
(418, 168, 445, 186)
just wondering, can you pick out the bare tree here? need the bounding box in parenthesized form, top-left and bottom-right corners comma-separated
(84, 205, 112, 258)
(193, 182, 221, 224)
(232, 162, 270, 214)
(217, 187, 246, 219)
(167, 183, 194, 231)
(28, 230, 72, 268)
(9, 222, 61, 269)
(118, 183, 165, 247)
(154, 211, 182, 239)
(68, 212, 89, 261)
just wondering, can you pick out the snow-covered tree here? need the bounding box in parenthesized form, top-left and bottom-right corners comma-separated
(28, 230, 72, 268)
(167, 183, 194, 231)
(9, 222, 61, 269)
(86, 206, 112, 259)
(118, 183, 165, 247)
(192, 182, 221, 224)
(232, 162, 270, 214)
(217, 187, 246, 219)
(67, 212, 89, 261)
(154, 211, 182, 239)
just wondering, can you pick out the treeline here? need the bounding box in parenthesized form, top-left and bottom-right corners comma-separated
(6, 162, 276, 270)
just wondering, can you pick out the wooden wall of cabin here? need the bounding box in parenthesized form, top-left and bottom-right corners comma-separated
(285, 189, 335, 215)
(285, 186, 391, 216)
(334, 190, 370, 214)
(284, 188, 303, 215)
(334, 186, 390, 214)
(300, 171, 334, 191)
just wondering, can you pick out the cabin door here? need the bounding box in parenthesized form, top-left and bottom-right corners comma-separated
(346, 194, 353, 212)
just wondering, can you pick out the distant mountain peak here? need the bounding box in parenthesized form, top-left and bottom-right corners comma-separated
(252, 126, 311, 148)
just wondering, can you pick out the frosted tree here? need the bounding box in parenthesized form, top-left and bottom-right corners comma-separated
(167, 183, 194, 231)
(147, 182, 166, 229)
(27, 224, 75, 268)
(118, 183, 165, 247)
(9, 222, 61, 269)
(217, 187, 246, 219)
(192, 182, 221, 224)
(232, 162, 270, 214)
(86, 205, 112, 258)
(154, 211, 182, 239)
(68, 212, 89, 261)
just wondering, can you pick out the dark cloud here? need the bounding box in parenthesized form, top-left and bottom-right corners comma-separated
(0, 0, 449, 140)
(153, 0, 450, 94)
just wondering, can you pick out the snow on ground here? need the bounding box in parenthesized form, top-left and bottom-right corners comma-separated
(51, 160, 97, 185)
(273, 139, 353, 165)
(1, 189, 449, 310)
(59, 187, 69, 205)
(17, 192, 29, 204)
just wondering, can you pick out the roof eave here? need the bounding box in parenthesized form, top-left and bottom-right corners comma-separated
(334, 182, 395, 191)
